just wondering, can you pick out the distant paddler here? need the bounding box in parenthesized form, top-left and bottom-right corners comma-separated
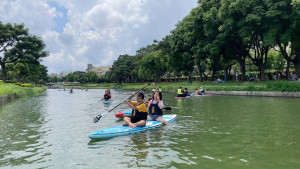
(101, 90, 113, 101)
(177, 87, 184, 97)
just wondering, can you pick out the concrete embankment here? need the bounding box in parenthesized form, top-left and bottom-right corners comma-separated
(205, 91, 300, 98)
(0, 94, 19, 106)
(164, 90, 300, 98)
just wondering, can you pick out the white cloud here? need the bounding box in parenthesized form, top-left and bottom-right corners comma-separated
(0, 0, 198, 74)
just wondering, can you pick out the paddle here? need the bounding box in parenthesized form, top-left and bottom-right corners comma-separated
(93, 83, 150, 123)
(163, 107, 172, 110)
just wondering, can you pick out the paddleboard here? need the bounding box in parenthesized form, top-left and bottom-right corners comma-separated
(174, 96, 191, 99)
(191, 93, 213, 97)
(115, 110, 132, 117)
(115, 105, 166, 118)
(58, 89, 71, 91)
(88, 114, 177, 139)
(102, 100, 112, 104)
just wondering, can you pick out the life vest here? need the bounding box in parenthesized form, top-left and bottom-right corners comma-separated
(104, 94, 110, 100)
(149, 101, 163, 116)
(177, 89, 183, 94)
(132, 102, 147, 118)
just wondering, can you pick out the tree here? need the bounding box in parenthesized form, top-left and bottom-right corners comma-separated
(0, 22, 48, 82)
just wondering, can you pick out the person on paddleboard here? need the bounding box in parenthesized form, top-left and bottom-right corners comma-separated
(177, 87, 184, 97)
(123, 92, 147, 128)
(147, 91, 167, 125)
(183, 88, 190, 97)
(199, 86, 205, 95)
(101, 90, 112, 101)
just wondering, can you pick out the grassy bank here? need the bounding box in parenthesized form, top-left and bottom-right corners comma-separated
(71, 80, 300, 92)
(0, 83, 47, 97)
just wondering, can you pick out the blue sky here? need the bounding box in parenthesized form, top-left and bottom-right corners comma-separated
(0, 0, 198, 74)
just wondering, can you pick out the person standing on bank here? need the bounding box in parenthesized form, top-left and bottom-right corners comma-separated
(235, 71, 239, 81)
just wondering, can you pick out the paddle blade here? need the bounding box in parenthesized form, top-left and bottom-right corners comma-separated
(163, 107, 172, 110)
(93, 114, 102, 123)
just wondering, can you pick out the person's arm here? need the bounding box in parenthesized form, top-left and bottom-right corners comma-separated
(158, 100, 163, 109)
(147, 100, 152, 113)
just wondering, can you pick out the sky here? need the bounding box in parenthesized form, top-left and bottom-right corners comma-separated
(0, 0, 198, 74)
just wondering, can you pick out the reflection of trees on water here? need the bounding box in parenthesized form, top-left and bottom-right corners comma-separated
(0, 96, 50, 167)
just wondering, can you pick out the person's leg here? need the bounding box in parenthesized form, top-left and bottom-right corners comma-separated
(147, 115, 153, 120)
(123, 117, 132, 126)
(133, 120, 146, 127)
(156, 116, 167, 125)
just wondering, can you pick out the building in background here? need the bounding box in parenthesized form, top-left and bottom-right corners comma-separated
(86, 64, 111, 76)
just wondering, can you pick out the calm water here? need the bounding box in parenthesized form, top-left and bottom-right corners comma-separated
(0, 89, 300, 169)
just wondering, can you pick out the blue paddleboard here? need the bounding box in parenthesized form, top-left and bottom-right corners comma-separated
(102, 100, 112, 104)
(88, 114, 177, 139)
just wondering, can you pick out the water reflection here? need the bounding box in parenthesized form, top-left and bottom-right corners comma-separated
(1, 90, 300, 168)
(0, 95, 50, 167)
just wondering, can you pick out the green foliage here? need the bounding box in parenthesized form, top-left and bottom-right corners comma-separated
(0, 83, 46, 97)
(21, 83, 34, 87)
(0, 22, 48, 83)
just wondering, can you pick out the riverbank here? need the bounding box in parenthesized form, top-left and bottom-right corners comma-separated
(67, 80, 300, 92)
(0, 84, 47, 106)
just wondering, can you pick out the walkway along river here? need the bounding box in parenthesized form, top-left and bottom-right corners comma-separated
(0, 89, 300, 168)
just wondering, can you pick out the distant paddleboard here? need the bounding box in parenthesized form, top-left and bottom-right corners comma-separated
(191, 93, 213, 97)
(102, 100, 112, 104)
(174, 96, 191, 99)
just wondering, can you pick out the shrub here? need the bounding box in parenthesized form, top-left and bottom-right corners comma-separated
(21, 84, 34, 87)
(14, 83, 22, 86)
(6, 80, 17, 83)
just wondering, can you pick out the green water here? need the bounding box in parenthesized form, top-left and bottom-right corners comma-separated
(0, 89, 300, 169)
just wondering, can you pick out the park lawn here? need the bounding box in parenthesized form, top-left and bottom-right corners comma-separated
(0, 83, 47, 97)
(75, 80, 300, 92)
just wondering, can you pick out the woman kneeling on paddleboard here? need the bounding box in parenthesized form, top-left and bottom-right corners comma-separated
(147, 91, 167, 125)
(123, 92, 147, 128)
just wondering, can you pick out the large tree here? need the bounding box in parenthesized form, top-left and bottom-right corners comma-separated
(0, 22, 48, 83)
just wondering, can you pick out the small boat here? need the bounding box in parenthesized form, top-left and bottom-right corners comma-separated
(88, 114, 177, 139)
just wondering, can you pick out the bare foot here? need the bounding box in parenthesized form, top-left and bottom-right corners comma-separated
(129, 123, 136, 128)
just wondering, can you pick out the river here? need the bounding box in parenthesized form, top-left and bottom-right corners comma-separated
(0, 89, 300, 169)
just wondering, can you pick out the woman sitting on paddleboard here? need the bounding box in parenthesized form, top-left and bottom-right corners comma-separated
(147, 91, 167, 125)
(123, 92, 147, 128)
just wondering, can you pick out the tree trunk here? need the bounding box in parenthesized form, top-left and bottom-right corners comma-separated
(196, 62, 203, 82)
(240, 57, 246, 81)
(259, 65, 266, 81)
(286, 61, 290, 79)
(293, 47, 300, 77)
(0, 61, 7, 83)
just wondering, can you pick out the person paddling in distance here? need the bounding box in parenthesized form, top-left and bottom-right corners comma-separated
(177, 87, 184, 97)
(147, 91, 167, 125)
(199, 86, 205, 95)
(101, 90, 112, 101)
(123, 92, 147, 128)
